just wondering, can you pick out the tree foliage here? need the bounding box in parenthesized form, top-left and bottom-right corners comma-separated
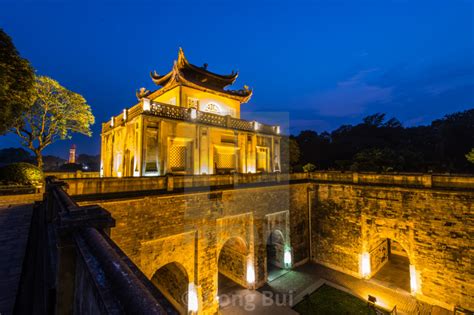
(0, 29, 35, 134)
(13, 76, 95, 168)
(466, 149, 474, 164)
(280, 136, 300, 172)
(292, 110, 474, 173)
(0, 162, 43, 185)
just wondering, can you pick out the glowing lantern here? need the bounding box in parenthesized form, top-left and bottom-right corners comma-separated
(142, 98, 151, 111)
(284, 249, 292, 267)
(190, 107, 197, 120)
(253, 121, 260, 131)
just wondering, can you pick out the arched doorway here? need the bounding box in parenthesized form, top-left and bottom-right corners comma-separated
(151, 262, 189, 314)
(217, 237, 248, 296)
(371, 239, 411, 292)
(266, 229, 287, 281)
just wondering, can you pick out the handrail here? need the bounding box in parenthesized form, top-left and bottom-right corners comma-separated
(77, 227, 166, 314)
(14, 177, 177, 314)
(103, 101, 280, 135)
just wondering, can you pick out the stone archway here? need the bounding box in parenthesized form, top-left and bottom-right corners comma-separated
(370, 239, 411, 292)
(364, 225, 419, 294)
(151, 262, 189, 314)
(217, 236, 249, 296)
(266, 229, 287, 281)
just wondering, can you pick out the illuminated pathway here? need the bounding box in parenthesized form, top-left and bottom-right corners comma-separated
(218, 274, 297, 314)
(0, 205, 33, 315)
(261, 263, 451, 315)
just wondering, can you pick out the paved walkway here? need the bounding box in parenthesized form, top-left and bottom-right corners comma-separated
(218, 274, 297, 315)
(0, 205, 33, 315)
(261, 263, 450, 315)
(373, 254, 410, 292)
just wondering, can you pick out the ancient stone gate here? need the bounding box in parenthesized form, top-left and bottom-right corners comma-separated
(71, 172, 473, 313)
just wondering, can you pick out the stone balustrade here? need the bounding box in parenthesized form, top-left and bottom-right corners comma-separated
(58, 171, 474, 197)
(102, 101, 280, 135)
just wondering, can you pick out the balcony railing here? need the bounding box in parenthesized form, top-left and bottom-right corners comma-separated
(103, 101, 280, 135)
(14, 177, 177, 314)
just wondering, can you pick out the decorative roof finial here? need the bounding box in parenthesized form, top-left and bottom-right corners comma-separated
(202, 63, 208, 70)
(136, 87, 150, 100)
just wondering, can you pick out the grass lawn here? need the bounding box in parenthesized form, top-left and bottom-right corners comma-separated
(294, 284, 387, 315)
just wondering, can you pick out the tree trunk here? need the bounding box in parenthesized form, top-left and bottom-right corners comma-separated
(36, 152, 44, 170)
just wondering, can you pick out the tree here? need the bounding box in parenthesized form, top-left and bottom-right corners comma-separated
(303, 163, 316, 172)
(466, 149, 474, 164)
(13, 76, 94, 168)
(0, 29, 35, 134)
(280, 136, 300, 172)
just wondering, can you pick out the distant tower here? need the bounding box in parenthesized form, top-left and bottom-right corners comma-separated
(69, 144, 76, 164)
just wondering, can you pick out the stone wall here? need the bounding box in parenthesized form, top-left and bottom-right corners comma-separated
(79, 183, 309, 314)
(151, 263, 189, 314)
(311, 182, 474, 310)
(74, 172, 473, 313)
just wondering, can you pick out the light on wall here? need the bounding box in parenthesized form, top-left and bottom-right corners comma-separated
(284, 248, 292, 268)
(246, 260, 255, 285)
(409, 264, 419, 294)
(110, 116, 115, 127)
(142, 98, 151, 111)
(360, 252, 371, 278)
(123, 109, 127, 121)
(188, 282, 199, 313)
(274, 125, 281, 134)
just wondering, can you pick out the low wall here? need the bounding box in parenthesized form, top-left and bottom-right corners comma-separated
(309, 171, 474, 189)
(62, 172, 474, 196)
(0, 193, 42, 208)
(45, 171, 100, 179)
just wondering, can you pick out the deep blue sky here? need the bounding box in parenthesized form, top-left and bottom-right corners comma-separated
(1, 0, 473, 158)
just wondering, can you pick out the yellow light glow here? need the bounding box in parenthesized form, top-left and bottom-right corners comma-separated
(188, 282, 199, 313)
(123, 109, 127, 121)
(409, 264, 418, 294)
(117, 171, 122, 178)
(246, 260, 255, 285)
(360, 252, 371, 278)
(110, 116, 114, 127)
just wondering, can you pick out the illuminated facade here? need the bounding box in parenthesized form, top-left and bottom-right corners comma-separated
(101, 48, 281, 177)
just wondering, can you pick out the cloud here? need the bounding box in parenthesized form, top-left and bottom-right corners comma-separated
(311, 69, 393, 117)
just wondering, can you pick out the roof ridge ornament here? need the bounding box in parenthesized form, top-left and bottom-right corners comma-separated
(148, 48, 252, 102)
(136, 87, 151, 100)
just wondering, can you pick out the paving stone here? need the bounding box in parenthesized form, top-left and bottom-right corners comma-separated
(0, 205, 33, 315)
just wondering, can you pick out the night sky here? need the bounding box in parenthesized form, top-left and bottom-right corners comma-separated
(0, 0, 473, 158)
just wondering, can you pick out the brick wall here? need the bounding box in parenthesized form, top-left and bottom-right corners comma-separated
(75, 172, 473, 312)
(311, 182, 473, 310)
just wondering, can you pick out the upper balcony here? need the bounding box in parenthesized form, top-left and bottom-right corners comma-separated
(102, 100, 281, 136)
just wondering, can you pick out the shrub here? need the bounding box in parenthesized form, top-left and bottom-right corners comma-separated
(0, 162, 44, 186)
(303, 163, 316, 172)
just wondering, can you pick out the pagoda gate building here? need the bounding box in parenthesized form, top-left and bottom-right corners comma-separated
(101, 49, 281, 177)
